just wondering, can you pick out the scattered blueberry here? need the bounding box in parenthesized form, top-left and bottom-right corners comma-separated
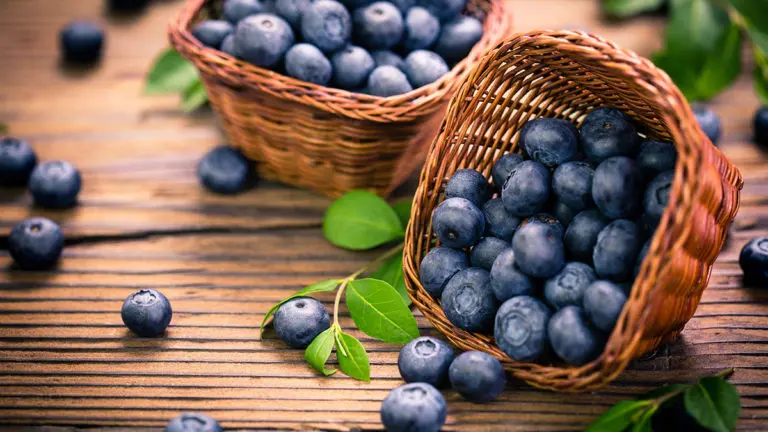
(234, 14, 294, 67)
(754, 106, 768, 146)
(441, 267, 497, 332)
(398, 336, 455, 388)
(402, 7, 440, 52)
(353, 2, 404, 50)
(197, 145, 253, 194)
(224, 0, 270, 24)
(371, 50, 405, 70)
(520, 118, 579, 168)
(404, 50, 449, 87)
(367, 65, 413, 96)
(301, 0, 352, 53)
(552, 161, 594, 211)
(494, 295, 551, 362)
(380, 383, 447, 432)
(693, 104, 721, 145)
(285, 43, 333, 85)
(519, 213, 564, 239)
(192, 20, 234, 49)
(739, 236, 768, 285)
(0, 136, 37, 186)
(579, 107, 638, 163)
(511, 220, 566, 279)
(220, 34, 236, 56)
(449, 351, 505, 402)
(491, 153, 524, 190)
(121, 289, 173, 337)
(548, 306, 603, 365)
(592, 156, 643, 219)
(643, 170, 674, 226)
(166, 412, 223, 432)
(583, 280, 627, 332)
(434, 15, 483, 64)
(470, 237, 508, 270)
(273, 297, 330, 348)
(331, 45, 375, 89)
(636, 139, 676, 180)
(593, 219, 642, 282)
(420, 246, 468, 297)
(8, 217, 64, 270)
(489, 248, 535, 302)
(482, 198, 520, 242)
(419, 0, 466, 22)
(563, 209, 608, 263)
(501, 160, 550, 217)
(60, 20, 105, 63)
(274, 0, 311, 27)
(544, 261, 596, 310)
(635, 239, 649, 276)
(29, 160, 82, 209)
(431, 197, 485, 248)
(445, 168, 489, 207)
(551, 199, 576, 227)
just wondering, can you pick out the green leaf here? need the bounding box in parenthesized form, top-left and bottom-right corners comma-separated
(323, 190, 404, 251)
(691, 20, 742, 100)
(684, 376, 741, 432)
(726, 0, 768, 53)
(585, 400, 652, 432)
(145, 48, 199, 94)
(755, 52, 768, 105)
(305, 327, 337, 376)
(334, 329, 370, 381)
(391, 199, 412, 228)
(602, 0, 665, 18)
(369, 252, 410, 305)
(630, 406, 657, 432)
(643, 383, 688, 400)
(181, 79, 208, 112)
(346, 278, 419, 344)
(259, 279, 341, 337)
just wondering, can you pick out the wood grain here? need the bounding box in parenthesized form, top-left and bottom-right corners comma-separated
(1, 0, 767, 430)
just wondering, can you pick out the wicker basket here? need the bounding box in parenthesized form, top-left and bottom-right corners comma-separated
(168, 0, 512, 198)
(403, 30, 743, 392)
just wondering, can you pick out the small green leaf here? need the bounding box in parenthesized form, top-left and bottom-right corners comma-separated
(602, 0, 665, 18)
(755, 48, 768, 105)
(145, 48, 199, 94)
(323, 190, 404, 251)
(691, 20, 742, 100)
(630, 406, 656, 432)
(369, 252, 410, 305)
(305, 327, 337, 376)
(181, 79, 208, 112)
(585, 400, 652, 432)
(259, 279, 341, 337)
(684, 376, 740, 432)
(335, 329, 370, 381)
(391, 199, 412, 228)
(726, 0, 768, 52)
(346, 278, 419, 344)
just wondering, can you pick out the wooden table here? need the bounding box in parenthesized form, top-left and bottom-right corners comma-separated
(1, 0, 766, 430)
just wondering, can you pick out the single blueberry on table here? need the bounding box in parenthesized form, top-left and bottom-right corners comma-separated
(434, 15, 483, 64)
(643, 170, 674, 226)
(739, 236, 768, 285)
(519, 118, 578, 168)
(579, 107, 638, 163)
(353, 1, 404, 50)
(398, 336, 455, 388)
(441, 267, 498, 333)
(693, 104, 722, 145)
(431, 197, 485, 248)
(273, 297, 330, 348)
(371, 50, 405, 70)
(519, 213, 564, 239)
(551, 199, 576, 228)
(197, 145, 253, 194)
(448, 351, 505, 403)
(0, 136, 37, 186)
(482, 198, 520, 242)
(470, 236, 508, 270)
(121, 289, 173, 337)
(636, 139, 677, 180)
(402, 7, 440, 52)
(220, 34, 236, 56)
(234, 14, 294, 68)
(444, 168, 489, 207)
(494, 295, 551, 362)
(404, 49, 449, 88)
(491, 153, 524, 190)
(592, 156, 643, 219)
(418, 0, 466, 22)
(755, 106, 768, 147)
(511, 221, 565, 279)
(225, 0, 271, 23)
(564, 209, 609, 263)
(331, 45, 376, 89)
(192, 20, 234, 49)
(367, 65, 413, 96)
(593, 219, 643, 282)
(548, 306, 604, 366)
(285, 43, 333, 86)
(8, 217, 64, 270)
(380, 382, 446, 432)
(301, 0, 352, 53)
(60, 21, 105, 63)
(29, 160, 82, 209)
(166, 412, 223, 432)
(635, 239, 649, 276)
(501, 160, 551, 217)
(419, 246, 468, 297)
(544, 261, 596, 310)
(552, 161, 594, 211)
(583, 280, 628, 332)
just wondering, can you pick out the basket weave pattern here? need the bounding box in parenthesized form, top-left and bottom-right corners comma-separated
(403, 30, 743, 392)
(169, 0, 512, 197)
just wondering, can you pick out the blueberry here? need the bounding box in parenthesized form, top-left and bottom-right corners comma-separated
(755, 106, 768, 147)
(592, 156, 643, 219)
(445, 168, 489, 207)
(398, 336, 455, 387)
(60, 21, 104, 63)
(494, 295, 551, 362)
(739, 237, 768, 285)
(285, 43, 333, 85)
(583, 280, 627, 332)
(448, 351, 505, 403)
(552, 161, 594, 211)
(418, 0, 465, 22)
(29, 160, 82, 209)
(121, 289, 173, 337)
(635, 239, 650, 276)
(191, 20, 234, 49)
(470, 237, 508, 270)
(197, 145, 253, 194)
(431, 197, 485, 248)
(0, 136, 37, 186)
(548, 306, 603, 365)
(482, 198, 520, 242)
(404, 49, 449, 87)
(166, 412, 223, 432)
(8, 217, 64, 270)
(433, 15, 482, 64)
(579, 107, 638, 163)
(275, 0, 312, 27)
(353, 2, 404, 50)
(235, 14, 294, 67)
(643, 170, 673, 226)
(544, 262, 596, 309)
(371, 50, 406, 70)
(273, 297, 330, 348)
(519, 213, 564, 239)
(501, 160, 551, 217)
(512, 221, 566, 278)
(636, 139, 677, 180)
(490, 248, 535, 302)
(331, 45, 375, 89)
(519, 118, 579, 168)
(564, 209, 609, 263)
(491, 153, 524, 190)
(419, 246, 468, 297)
(225, 0, 270, 23)
(402, 7, 440, 52)
(380, 383, 446, 432)
(593, 219, 642, 282)
(367, 65, 413, 96)
(220, 34, 236, 56)
(693, 104, 721, 145)
(441, 267, 497, 332)
(551, 199, 576, 227)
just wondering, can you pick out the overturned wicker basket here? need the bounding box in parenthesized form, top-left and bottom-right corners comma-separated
(169, 0, 512, 198)
(403, 30, 743, 392)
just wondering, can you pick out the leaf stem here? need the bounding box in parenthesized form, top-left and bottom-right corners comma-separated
(652, 368, 736, 405)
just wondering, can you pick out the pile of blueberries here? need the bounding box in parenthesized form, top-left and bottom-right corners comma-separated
(192, 0, 484, 96)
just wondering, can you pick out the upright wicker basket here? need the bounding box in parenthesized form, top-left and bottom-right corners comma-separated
(169, 0, 512, 198)
(403, 30, 743, 392)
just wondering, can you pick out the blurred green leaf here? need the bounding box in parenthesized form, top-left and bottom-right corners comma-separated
(181, 79, 208, 112)
(391, 199, 412, 228)
(602, 0, 665, 18)
(726, 0, 768, 52)
(755, 48, 768, 105)
(145, 48, 199, 94)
